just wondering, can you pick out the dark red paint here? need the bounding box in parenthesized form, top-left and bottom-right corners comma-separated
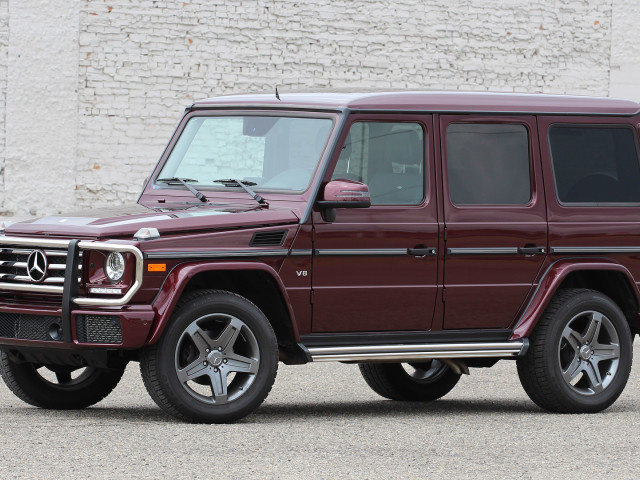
(2, 91, 640, 353)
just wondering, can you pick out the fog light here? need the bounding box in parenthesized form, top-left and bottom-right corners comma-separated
(48, 324, 63, 341)
(105, 252, 125, 282)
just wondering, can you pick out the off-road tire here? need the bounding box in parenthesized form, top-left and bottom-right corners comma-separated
(0, 352, 126, 409)
(140, 290, 278, 423)
(359, 360, 461, 401)
(517, 288, 633, 413)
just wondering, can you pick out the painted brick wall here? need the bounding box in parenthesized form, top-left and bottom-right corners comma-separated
(0, 0, 638, 218)
(0, 0, 7, 215)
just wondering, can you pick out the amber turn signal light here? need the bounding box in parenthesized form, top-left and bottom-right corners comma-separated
(148, 263, 166, 272)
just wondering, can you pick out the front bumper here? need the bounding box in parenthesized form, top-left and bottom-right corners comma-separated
(0, 302, 155, 350)
(0, 236, 151, 351)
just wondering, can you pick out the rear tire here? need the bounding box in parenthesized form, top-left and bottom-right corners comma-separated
(517, 288, 633, 413)
(359, 360, 461, 401)
(0, 352, 126, 409)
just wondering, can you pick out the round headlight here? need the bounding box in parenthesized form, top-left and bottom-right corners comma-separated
(105, 252, 126, 282)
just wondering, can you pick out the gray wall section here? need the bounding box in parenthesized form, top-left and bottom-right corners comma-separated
(0, 0, 638, 218)
(3, 1, 78, 218)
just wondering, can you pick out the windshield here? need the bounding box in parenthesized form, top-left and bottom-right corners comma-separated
(157, 115, 333, 192)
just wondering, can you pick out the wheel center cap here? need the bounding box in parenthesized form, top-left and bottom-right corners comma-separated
(579, 345, 593, 360)
(207, 350, 224, 367)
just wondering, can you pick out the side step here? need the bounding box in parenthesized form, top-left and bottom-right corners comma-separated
(306, 340, 527, 363)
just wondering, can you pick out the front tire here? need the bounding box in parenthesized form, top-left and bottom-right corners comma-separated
(359, 360, 461, 401)
(517, 288, 633, 413)
(0, 352, 126, 409)
(140, 290, 278, 423)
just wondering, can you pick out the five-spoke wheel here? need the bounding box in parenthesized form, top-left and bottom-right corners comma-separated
(140, 290, 278, 423)
(175, 313, 260, 405)
(517, 288, 633, 413)
(558, 310, 621, 395)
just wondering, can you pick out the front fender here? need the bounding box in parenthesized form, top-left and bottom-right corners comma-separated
(510, 258, 640, 340)
(145, 261, 298, 345)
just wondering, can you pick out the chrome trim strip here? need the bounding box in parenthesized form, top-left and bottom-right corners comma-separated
(315, 248, 408, 256)
(550, 246, 640, 254)
(308, 341, 525, 362)
(289, 249, 313, 256)
(145, 249, 289, 260)
(0, 274, 64, 284)
(73, 241, 143, 307)
(0, 282, 63, 294)
(446, 247, 519, 255)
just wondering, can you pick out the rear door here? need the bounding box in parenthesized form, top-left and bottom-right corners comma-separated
(439, 115, 548, 329)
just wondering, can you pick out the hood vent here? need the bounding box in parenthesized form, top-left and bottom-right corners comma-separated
(250, 230, 287, 247)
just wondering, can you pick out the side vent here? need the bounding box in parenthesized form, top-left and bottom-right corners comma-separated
(250, 230, 287, 247)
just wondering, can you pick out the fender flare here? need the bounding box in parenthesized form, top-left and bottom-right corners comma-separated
(145, 261, 299, 345)
(510, 258, 640, 340)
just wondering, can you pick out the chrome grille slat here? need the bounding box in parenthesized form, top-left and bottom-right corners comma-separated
(0, 274, 28, 281)
(44, 277, 65, 284)
(0, 261, 27, 268)
(0, 248, 31, 255)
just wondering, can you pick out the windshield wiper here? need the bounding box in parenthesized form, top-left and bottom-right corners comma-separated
(156, 177, 208, 202)
(213, 179, 268, 206)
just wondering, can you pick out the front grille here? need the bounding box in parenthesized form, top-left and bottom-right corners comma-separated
(0, 247, 81, 287)
(76, 315, 122, 344)
(0, 312, 62, 341)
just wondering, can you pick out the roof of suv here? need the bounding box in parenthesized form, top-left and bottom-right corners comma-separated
(193, 90, 640, 115)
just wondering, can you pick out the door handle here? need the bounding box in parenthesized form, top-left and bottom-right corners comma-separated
(518, 246, 546, 255)
(407, 247, 437, 256)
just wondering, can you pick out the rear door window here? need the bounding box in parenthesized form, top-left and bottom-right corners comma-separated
(548, 125, 640, 204)
(446, 123, 531, 205)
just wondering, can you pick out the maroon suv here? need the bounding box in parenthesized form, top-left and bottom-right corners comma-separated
(1, 91, 638, 422)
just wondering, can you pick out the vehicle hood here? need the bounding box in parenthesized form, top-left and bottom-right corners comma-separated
(3, 203, 300, 239)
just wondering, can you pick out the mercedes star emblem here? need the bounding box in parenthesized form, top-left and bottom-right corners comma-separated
(27, 249, 48, 283)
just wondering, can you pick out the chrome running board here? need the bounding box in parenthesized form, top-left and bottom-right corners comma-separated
(307, 341, 526, 363)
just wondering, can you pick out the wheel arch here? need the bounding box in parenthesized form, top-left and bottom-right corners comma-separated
(511, 259, 640, 340)
(146, 262, 307, 364)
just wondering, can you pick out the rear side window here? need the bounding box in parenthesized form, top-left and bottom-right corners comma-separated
(549, 125, 640, 204)
(446, 123, 531, 205)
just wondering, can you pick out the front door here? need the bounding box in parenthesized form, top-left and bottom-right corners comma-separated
(439, 115, 548, 329)
(311, 114, 439, 333)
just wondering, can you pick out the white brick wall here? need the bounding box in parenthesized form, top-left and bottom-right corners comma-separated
(1, 0, 639, 218)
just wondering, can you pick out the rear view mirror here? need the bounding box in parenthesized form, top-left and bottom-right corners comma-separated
(317, 179, 371, 222)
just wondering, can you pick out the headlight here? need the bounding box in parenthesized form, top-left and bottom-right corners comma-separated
(105, 252, 126, 282)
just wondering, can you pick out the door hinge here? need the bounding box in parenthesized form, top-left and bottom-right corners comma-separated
(441, 287, 446, 303)
(310, 289, 314, 305)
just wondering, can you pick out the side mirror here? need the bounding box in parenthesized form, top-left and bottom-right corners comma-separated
(316, 179, 371, 222)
